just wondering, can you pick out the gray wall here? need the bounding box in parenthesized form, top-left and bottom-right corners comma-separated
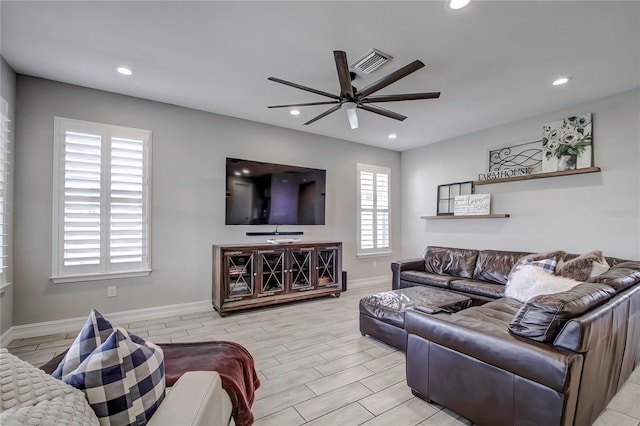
(401, 89, 640, 260)
(14, 76, 400, 326)
(0, 56, 15, 336)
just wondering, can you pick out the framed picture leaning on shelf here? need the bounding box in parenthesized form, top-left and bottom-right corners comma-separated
(542, 113, 593, 172)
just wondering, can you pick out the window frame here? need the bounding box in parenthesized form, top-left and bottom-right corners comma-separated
(0, 97, 12, 291)
(51, 117, 152, 283)
(356, 163, 392, 258)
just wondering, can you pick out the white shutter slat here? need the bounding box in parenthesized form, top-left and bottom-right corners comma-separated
(110, 136, 145, 266)
(0, 98, 8, 282)
(63, 130, 101, 267)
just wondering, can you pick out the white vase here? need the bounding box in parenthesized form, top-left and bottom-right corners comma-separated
(558, 154, 577, 171)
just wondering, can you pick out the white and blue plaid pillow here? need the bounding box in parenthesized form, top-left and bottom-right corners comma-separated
(62, 327, 165, 426)
(52, 309, 116, 379)
(521, 256, 558, 273)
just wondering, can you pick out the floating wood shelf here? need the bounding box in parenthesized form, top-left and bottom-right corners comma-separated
(421, 214, 510, 220)
(474, 166, 601, 185)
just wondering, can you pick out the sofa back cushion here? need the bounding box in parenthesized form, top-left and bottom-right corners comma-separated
(508, 282, 616, 343)
(473, 250, 530, 285)
(587, 261, 640, 292)
(423, 246, 479, 278)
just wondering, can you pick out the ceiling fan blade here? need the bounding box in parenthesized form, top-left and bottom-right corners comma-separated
(362, 92, 441, 103)
(356, 60, 425, 98)
(358, 104, 407, 121)
(267, 101, 340, 108)
(334, 50, 354, 98)
(268, 77, 340, 100)
(304, 104, 342, 125)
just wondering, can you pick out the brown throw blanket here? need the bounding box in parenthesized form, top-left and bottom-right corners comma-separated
(159, 341, 260, 426)
(40, 341, 260, 426)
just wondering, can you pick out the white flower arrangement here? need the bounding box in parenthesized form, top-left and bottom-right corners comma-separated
(542, 114, 592, 160)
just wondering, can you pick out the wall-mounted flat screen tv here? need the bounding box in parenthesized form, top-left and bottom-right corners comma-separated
(225, 158, 326, 225)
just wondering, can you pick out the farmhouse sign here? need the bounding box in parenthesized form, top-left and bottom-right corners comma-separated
(454, 194, 491, 216)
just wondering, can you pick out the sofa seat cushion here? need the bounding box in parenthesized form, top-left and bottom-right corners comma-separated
(424, 246, 479, 278)
(473, 250, 530, 284)
(405, 299, 583, 393)
(449, 278, 505, 298)
(400, 270, 456, 288)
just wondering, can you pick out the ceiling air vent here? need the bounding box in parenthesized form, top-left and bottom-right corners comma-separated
(350, 49, 392, 74)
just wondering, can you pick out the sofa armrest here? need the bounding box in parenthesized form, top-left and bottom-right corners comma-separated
(149, 371, 233, 426)
(391, 258, 424, 289)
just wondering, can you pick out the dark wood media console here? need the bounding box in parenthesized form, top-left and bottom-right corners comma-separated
(212, 241, 342, 315)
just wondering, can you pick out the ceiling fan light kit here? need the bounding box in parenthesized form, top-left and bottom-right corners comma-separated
(344, 102, 358, 129)
(267, 50, 440, 130)
(449, 0, 471, 10)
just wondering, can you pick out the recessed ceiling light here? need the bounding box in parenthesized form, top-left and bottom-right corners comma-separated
(242, 168, 250, 174)
(449, 0, 471, 10)
(388, 133, 397, 139)
(234, 171, 242, 176)
(290, 110, 300, 116)
(117, 66, 133, 76)
(553, 77, 570, 86)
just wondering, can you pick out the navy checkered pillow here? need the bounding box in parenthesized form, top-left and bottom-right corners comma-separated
(513, 255, 559, 275)
(522, 256, 558, 272)
(52, 309, 116, 379)
(62, 327, 165, 426)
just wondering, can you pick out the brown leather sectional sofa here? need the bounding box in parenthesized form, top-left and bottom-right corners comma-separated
(392, 246, 640, 426)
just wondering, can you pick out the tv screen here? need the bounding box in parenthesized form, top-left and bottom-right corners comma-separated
(225, 158, 326, 225)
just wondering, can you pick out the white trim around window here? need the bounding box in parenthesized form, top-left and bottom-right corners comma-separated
(357, 163, 391, 257)
(0, 97, 11, 288)
(52, 117, 152, 283)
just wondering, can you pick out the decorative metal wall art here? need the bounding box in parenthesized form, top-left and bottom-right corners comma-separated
(478, 140, 542, 181)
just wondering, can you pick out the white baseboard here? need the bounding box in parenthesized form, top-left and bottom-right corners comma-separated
(348, 275, 390, 288)
(2, 276, 392, 347)
(0, 327, 15, 348)
(2, 300, 213, 347)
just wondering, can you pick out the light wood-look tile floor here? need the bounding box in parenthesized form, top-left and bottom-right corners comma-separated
(7, 282, 640, 425)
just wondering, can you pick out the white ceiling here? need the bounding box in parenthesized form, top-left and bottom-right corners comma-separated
(1, 1, 638, 151)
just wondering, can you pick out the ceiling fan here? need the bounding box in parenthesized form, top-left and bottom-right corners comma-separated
(267, 50, 440, 129)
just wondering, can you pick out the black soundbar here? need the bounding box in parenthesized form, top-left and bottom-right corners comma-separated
(245, 231, 304, 236)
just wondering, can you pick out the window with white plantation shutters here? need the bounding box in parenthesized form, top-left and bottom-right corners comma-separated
(52, 117, 151, 283)
(0, 98, 11, 287)
(357, 163, 391, 256)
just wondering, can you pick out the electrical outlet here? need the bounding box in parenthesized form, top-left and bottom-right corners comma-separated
(373, 261, 377, 268)
(107, 286, 117, 298)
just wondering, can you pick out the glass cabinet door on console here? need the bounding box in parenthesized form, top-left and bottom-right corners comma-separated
(257, 249, 286, 297)
(289, 248, 314, 291)
(316, 246, 340, 287)
(224, 251, 255, 301)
